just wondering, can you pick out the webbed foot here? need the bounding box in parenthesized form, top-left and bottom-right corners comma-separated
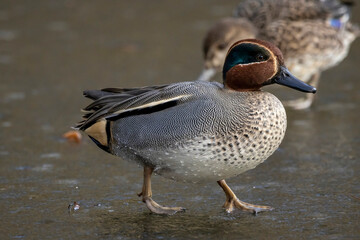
(143, 196, 185, 215)
(218, 179, 273, 215)
(223, 197, 273, 214)
(139, 166, 185, 215)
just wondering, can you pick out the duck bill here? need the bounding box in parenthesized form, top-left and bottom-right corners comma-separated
(196, 68, 216, 81)
(273, 66, 316, 93)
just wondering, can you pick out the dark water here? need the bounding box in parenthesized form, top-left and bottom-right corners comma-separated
(1, 1, 359, 239)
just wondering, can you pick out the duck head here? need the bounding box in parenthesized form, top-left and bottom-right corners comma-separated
(198, 18, 257, 81)
(223, 39, 317, 93)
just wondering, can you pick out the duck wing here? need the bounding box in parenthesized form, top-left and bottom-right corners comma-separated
(83, 85, 168, 100)
(75, 81, 218, 131)
(261, 19, 357, 74)
(235, 0, 353, 30)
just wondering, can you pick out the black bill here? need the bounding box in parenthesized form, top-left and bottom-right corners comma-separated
(273, 66, 317, 93)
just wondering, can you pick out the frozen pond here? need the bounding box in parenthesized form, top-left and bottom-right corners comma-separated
(1, 1, 359, 239)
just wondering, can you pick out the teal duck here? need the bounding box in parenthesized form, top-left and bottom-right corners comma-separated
(76, 39, 316, 215)
(199, 0, 359, 109)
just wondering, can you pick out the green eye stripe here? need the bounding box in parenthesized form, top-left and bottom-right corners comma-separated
(223, 43, 270, 79)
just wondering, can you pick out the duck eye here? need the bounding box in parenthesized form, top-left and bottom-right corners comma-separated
(256, 54, 265, 62)
(217, 42, 227, 50)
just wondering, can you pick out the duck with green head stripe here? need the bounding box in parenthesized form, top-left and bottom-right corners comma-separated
(76, 39, 315, 215)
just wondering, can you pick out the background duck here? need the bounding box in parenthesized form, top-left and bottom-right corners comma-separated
(199, 0, 359, 109)
(76, 39, 316, 215)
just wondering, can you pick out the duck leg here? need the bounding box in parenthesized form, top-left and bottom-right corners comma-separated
(217, 179, 273, 214)
(284, 72, 320, 110)
(138, 166, 185, 215)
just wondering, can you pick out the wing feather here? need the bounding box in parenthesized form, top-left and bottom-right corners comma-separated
(75, 82, 201, 131)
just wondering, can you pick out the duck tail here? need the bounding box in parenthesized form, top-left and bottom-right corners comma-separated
(72, 90, 106, 130)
